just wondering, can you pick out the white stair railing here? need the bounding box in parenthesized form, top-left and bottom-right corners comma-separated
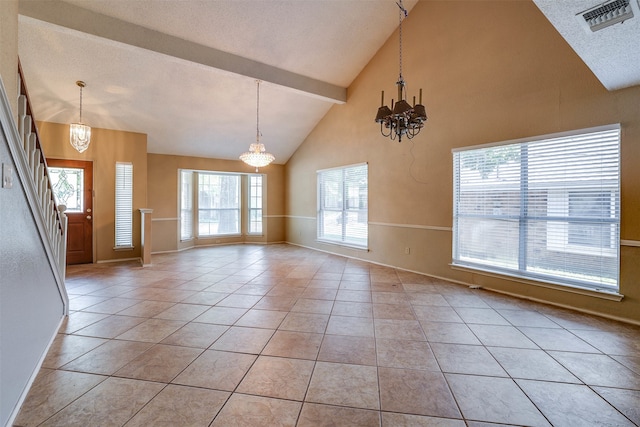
(8, 65, 69, 313)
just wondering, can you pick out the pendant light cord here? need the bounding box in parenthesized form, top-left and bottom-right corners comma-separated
(79, 84, 83, 123)
(256, 80, 260, 143)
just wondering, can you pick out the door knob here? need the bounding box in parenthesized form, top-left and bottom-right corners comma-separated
(86, 215, 92, 220)
(87, 208, 92, 213)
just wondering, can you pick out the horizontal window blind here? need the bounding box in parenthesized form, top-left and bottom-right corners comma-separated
(318, 163, 368, 248)
(180, 170, 193, 240)
(453, 126, 620, 291)
(115, 162, 133, 248)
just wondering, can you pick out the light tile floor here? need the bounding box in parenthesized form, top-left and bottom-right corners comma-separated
(14, 244, 640, 426)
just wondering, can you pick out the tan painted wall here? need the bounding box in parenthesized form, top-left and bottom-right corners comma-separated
(147, 153, 285, 253)
(38, 122, 148, 263)
(284, 1, 640, 323)
(0, 0, 18, 121)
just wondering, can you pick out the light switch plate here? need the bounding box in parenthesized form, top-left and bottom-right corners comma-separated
(2, 163, 13, 189)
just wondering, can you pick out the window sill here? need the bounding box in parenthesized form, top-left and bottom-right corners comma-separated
(316, 239, 369, 252)
(450, 264, 624, 302)
(113, 245, 135, 251)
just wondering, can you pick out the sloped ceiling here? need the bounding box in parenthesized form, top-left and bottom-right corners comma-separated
(533, 0, 640, 91)
(17, 0, 417, 163)
(17, 1, 640, 164)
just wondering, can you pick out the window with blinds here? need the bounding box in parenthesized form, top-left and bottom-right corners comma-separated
(317, 163, 368, 248)
(452, 125, 620, 291)
(248, 174, 263, 234)
(180, 170, 193, 241)
(115, 162, 133, 248)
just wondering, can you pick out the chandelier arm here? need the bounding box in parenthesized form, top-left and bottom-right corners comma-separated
(389, 120, 398, 141)
(380, 122, 392, 138)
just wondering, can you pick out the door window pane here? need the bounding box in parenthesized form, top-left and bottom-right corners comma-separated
(49, 167, 84, 212)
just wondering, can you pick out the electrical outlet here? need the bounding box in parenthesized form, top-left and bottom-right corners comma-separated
(404, 247, 410, 255)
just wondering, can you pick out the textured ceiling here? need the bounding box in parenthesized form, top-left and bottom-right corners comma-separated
(17, 1, 640, 165)
(533, 0, 640, 91)
(17, 0, 418, 163)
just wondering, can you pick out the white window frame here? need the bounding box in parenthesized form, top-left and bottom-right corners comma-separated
(317, 163, 368, 249)
(452, 125, 620, 292)
(115, 162, 134, 249)
(179, 170, 194, 241)
(248, 174, 264, 235)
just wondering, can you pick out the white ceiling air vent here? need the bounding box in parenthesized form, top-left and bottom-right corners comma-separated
(577, 0, 640, 32)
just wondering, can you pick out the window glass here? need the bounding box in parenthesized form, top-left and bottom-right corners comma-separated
(115, 162, 133, 248)
(249, 175, 263, 234)
(198, 173, 240, 236)
(318, 163, 368, 248)
(452, 126, 620, 291)
(49, 167, 84, 212)
(180, 170, 193, 240)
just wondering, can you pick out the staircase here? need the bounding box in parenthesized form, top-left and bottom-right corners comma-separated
(10, 63, 69, 312)
(0, 62, 70, 427)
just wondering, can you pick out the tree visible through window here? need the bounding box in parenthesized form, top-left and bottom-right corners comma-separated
(198, 173, 240, 236)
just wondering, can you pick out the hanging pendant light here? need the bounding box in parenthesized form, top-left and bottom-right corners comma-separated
(374, 0, 427, 142)
(240, 80, 275, 172)
(69, 80, 91, 153)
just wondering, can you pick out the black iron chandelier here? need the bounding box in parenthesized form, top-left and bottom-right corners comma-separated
(374, 0, 427, 142)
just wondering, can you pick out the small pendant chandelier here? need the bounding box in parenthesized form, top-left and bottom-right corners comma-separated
(69, 80, 91, 153)
(240, 80, 275, 172)
(374, 0, 427, 142)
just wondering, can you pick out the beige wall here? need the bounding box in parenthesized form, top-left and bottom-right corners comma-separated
(0, 0, 18, 121)
(285, 1, 640, 323)
(38, 122, 148, 263)
(147, 153, 285, 253)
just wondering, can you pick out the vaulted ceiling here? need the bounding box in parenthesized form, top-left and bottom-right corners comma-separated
(17, 0, 640, 164)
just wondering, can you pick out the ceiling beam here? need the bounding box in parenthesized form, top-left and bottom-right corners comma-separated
(18, 0, 347, 104)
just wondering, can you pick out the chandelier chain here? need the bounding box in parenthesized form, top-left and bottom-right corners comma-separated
(398, 1, 403, 79)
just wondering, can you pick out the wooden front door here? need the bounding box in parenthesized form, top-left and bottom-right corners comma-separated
(47, 159, 93, 264)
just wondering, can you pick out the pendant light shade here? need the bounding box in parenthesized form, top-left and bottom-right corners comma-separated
(374, 1, 427, 142)
(70, 81, 91, 153)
